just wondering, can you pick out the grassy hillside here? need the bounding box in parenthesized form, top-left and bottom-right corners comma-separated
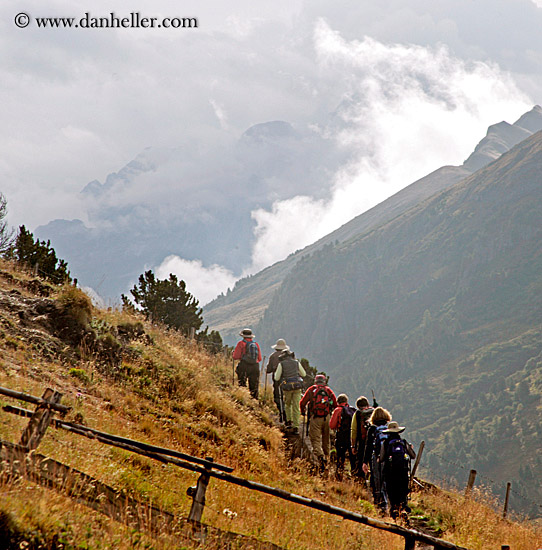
(0, 259, 540, 549)
(256, 131, 542, 518)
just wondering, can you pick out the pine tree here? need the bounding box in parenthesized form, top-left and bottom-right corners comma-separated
(12, 225, 71, 284)
(122, 270, 203, 335)
(0, 193, 14, 255)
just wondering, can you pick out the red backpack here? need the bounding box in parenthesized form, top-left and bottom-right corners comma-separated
(311, 386, 333, 417)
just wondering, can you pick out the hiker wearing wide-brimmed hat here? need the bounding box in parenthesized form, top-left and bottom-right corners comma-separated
(266, 338, 290, 423)
(232, 328, 262, 399)
(379, 421, 416, 520)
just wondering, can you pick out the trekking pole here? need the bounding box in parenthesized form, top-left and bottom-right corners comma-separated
(300, 413, 306, 458)
(232, 357, 235, 386)
(371, 389, 378, 408)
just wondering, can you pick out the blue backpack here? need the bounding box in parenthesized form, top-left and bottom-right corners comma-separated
(241, 339, 259, 364)
(384, 437, 411, 478)
(372, 425, 388, 461)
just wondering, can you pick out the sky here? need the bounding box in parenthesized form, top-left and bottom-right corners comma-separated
(2, 0, 542, 304)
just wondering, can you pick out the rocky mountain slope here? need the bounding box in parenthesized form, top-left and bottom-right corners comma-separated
(203, 106, 542, 343)
(255, 129, 542, 517)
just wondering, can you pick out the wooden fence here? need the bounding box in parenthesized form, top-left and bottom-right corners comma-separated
(0, 384, 474, 550)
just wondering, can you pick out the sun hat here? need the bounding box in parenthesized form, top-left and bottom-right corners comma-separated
(384, 421, 406, 434)
(239, 328, 255, 338)
(271, 338, 289, 351)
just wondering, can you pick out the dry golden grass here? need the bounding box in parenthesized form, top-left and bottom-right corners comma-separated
(0, 259, 540, 549)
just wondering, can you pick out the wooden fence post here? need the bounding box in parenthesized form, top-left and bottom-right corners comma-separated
(188, 457, 213, 523)
(465, 469, 477, 496)
(503, 482, 511, 519)
(19, 388, 62, 451)
(410, 441, 425, 485)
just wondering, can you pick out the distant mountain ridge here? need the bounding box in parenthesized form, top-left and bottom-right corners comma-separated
(203, 105, 542, 343)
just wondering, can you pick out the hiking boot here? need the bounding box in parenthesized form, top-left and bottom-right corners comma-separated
(318, 456, 326, 475)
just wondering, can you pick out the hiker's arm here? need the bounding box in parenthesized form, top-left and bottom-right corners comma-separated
(329, 407, 341, 430)
(298, 362, 307, 377)
(406, 441, 416, 459)
(232, 341, 244, 360)
(256, 343, 262, 362)
(274, 363, 282, 382)
(350, 414, 358, 451)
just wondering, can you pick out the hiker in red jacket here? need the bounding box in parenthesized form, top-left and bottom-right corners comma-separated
(329, 393, 356, 480)
(300, 374, 337, 475)
(232, 328, 262, 399)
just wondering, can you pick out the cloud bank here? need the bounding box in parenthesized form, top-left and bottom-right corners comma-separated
(156, 20, 531, 303)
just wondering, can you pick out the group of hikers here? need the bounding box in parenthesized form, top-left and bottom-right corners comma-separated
(232, 329, 417, 520)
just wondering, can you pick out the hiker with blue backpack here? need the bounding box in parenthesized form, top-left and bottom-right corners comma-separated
(329, 393, 356, 481)
(380, 421, 416, 520)
(232, 328, 262, 399)
(362, 406, 393, 514)
(273, 347, 306, 434)
(300, 374, 337, 475)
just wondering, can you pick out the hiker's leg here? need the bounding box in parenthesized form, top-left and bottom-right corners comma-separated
(322, 414, 331, 459)
(290, 389, 301, 428)
(236, 362, 247, 387)
(247, 364, 259, 398)
(283, 390, 293, 424)
(309, 417, 324, 458)
(273, 381, 285, 422)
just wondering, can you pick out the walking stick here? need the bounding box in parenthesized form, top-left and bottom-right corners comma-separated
(300, 412, 306, 458)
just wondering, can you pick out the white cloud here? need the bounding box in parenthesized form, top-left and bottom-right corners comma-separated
(243, 21, 532, 273)
(155, 255, 238, 306)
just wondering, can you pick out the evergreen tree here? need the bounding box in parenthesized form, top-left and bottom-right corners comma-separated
(0, 193, 14, 255)
(12, 225, 71, 284)
(122, 270, 203, 335)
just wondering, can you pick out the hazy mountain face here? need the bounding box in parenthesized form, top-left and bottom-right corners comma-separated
(253, 131, 542, 515)
(35, 122, 350, 301)
(202, 106, 542, 342)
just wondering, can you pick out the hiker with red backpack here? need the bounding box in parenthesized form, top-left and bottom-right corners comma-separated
(362, 406, 392, 514)
(300, 374, 337, 475)
(329, 394, 356, 481)
(232, 328, 262, 399)
(380, 421, 416, 520)
(350, 396, 374, 481)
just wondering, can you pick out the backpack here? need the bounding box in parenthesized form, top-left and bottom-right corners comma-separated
(354, 410, 370, 450)
(241, 340, 259, 365)
(337, 405, 356, 435)
(311, 386, 333, 417)
(383, 437, 411, 479)
(336, 405, 355, 442)
(371, 425, 388, 461)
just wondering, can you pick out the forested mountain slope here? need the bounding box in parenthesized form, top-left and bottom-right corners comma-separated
(204, 106, 542, 344)
(256, 130, 542, 516)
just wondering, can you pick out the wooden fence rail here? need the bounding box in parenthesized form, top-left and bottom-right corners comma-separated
(0, 385, 472, 550)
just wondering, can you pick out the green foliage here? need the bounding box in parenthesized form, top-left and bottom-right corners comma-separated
(10, 225, 71, 284)
(122, 270, 203, 335)
(69, 368, 90, 383)
(196, 326, 224, 353)
(0, 193, 14, 255)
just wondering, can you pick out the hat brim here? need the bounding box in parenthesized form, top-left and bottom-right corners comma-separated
(240, 332, 255, 337)
(272, 345, 289, 351)
(383, 427, 406, 434)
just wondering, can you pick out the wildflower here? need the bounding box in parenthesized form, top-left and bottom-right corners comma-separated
(222, 508, 237, 519)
